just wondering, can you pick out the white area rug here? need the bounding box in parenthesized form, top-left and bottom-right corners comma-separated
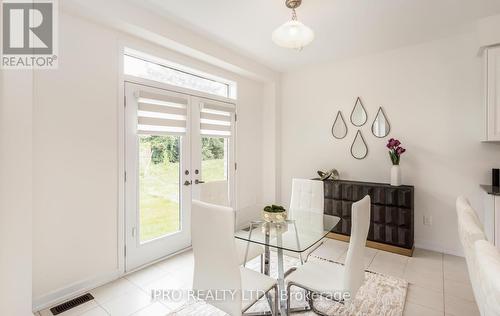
(169, 254, 408, 316)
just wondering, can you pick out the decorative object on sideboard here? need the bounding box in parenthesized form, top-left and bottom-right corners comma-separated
(387, 138, 406, 186)
(493, 168, 499, 187)
(350, 97, 368, 127)
(331, 111, 348, 139)
(262, 205, 287, 223)
(372, 107, 391, 138)
(317, 169, 340, 181)
(351, 130, 369, 160)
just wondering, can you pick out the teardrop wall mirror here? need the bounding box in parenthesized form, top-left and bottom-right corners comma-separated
(371, 107, 391, 138)
(350, 97, 368, 127)
(351, 130, 368, 160)
(331, 111, 348, 139)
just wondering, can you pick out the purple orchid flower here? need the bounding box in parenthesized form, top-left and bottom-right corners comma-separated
(387, 138, 396, 149)
(387, 139, 406, 165)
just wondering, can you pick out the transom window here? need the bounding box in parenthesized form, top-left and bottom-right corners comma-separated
(124, 48, 237, 99)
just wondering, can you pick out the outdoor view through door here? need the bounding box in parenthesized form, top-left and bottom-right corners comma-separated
(201, 137, 228, 183)
(124, 49, 236, 270)
(138, 136, 229, 242)
(139, 135, 181, 242)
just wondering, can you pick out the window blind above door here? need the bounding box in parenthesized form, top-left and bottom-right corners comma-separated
(200, 101, 235, 137)
(135, 90, 188, 135)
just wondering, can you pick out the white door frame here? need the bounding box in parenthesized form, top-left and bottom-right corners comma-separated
(124, 82, 193, 271)
(122, 76, 237, 271)
(190, 96, 236, 206)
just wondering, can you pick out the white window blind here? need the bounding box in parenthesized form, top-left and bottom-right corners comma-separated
(200, 101, 235, 137)
(135, 91, 188, 135)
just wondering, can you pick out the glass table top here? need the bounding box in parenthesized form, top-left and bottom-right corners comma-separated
(234, 211, 341, 253)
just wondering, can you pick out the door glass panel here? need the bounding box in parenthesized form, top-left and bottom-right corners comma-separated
(201, 137, 228, 182)
(199, 137, 229, 206)
(139, 135, 181, 242)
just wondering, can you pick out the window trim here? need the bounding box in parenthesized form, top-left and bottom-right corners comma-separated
(117, 43, 239, 275)
(124, 47, 237, 100)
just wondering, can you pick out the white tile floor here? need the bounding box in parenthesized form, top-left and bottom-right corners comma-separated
(38, 239, 479, 316)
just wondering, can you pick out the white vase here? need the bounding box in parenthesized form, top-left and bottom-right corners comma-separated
(391, 165, 402, 186)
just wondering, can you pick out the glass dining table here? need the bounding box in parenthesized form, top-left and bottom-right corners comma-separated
(234, 211, 341, 315)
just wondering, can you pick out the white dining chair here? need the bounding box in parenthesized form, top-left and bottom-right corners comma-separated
(192, 200, 278, 316)
(285, 195, 371, 314)
(236, 239, 265, 269)
(287, 178, 325, 262)
(456, 197, 487, 314)
(474, 240, 500, 316)
(234, 206, 265, 269)
(290, 178, 324, 216)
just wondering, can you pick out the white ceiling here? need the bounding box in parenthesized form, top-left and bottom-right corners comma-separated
(129, 0, 500, 72)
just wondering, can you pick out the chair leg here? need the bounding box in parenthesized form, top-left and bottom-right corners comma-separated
(308, 291, 344, 316)
(286, 282, 312, 314)
(243, 285, 276, 316)
(305, 240, 324, 262)
(284, 267, 297, 278)
(309, 295, 330, 316)
(274, 284, 279, 316)
(260, 254, 264, 274)
(286, 283, 292, 313)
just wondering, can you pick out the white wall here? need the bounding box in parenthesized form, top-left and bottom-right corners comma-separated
(280, 31, 500, 255)
(477, 14, 500, 48)
(33, 12, 120, 304)
(262, 82, 282, 204)
(0, 70, 34, 315)
(62, 0, 278, 83)
(32, 11, 268, 308)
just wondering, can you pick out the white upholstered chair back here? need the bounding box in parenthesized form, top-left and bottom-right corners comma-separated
(456, 196, 483, 229)
(192, 200, 242, 316)
(456, 197, 486, 261)
(475, 240, 500, 316)
(290, 179, 324, 218)
(343, 195, 371, 298)
(456, 197, 487, 315)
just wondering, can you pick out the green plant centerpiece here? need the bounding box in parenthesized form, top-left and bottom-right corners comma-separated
(262, 204, 287, 223)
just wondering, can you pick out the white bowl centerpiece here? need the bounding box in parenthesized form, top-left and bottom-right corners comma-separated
(262, 205, 287, 223)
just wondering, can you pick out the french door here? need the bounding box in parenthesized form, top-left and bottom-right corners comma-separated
(124, 82, 235, 271)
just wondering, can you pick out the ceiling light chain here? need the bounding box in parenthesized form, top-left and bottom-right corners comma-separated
(285, 0, 302, 10)
(291, 9, 297, 21)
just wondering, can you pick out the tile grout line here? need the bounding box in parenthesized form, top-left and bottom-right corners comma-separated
(442, 253, 446, 315)
(335, 249, 348, 261)
(97, 277, 149, 316)
(367, 251, 380, 270)
(366, 250, 377, 267)
(404, 252, 446, 315)
(407, 295, 446, 314)
(128, 301, 155, 316)
(95, 299, 111, 316)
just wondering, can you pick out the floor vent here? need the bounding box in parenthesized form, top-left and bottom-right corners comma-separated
(50, 293, 94, 315)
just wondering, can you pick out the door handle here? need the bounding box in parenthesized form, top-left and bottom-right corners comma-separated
(195, 179, 205, 184)
(184, 180, 192, 186)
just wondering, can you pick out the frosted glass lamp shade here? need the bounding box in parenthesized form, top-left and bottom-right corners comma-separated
(272, 20, 315, 49)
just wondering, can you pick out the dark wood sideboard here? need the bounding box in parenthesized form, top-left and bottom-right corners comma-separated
(322, 179, 415, 256)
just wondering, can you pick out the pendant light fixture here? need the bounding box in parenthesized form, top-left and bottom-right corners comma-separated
(272, 0, 314, 50)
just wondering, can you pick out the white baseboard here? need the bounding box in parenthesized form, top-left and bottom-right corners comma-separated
(414, 239, 464, 257)
(33, 269, 122, 312)
(32, 247, 193, 312)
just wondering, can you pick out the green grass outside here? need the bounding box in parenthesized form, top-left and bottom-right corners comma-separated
(139, 158, 225, 241)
